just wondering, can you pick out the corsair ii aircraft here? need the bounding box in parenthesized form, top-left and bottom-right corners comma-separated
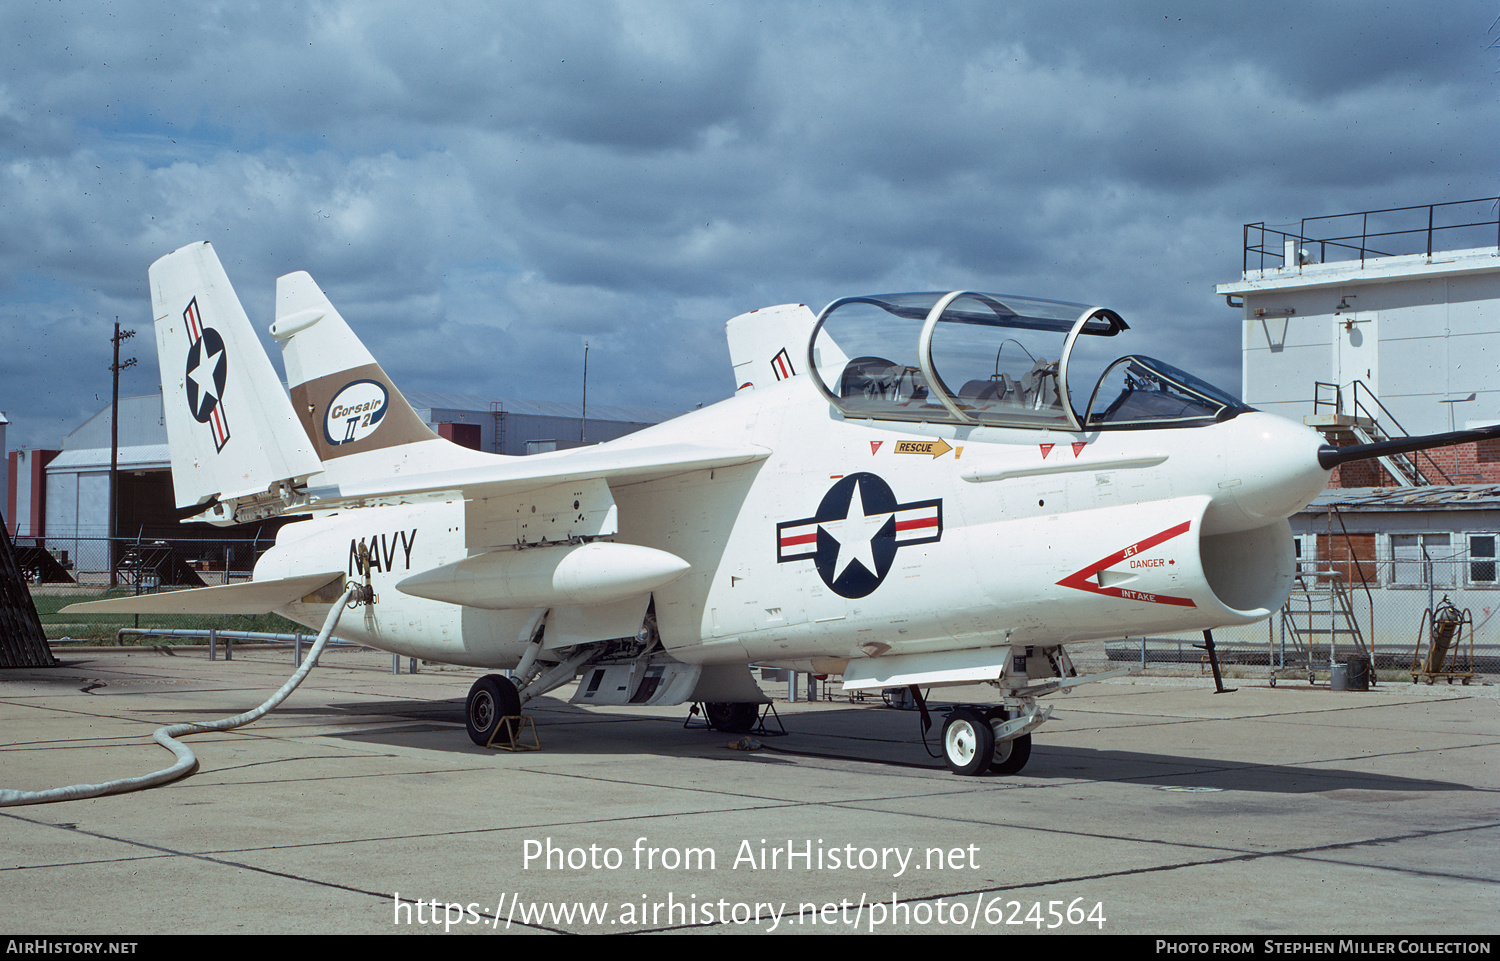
(68, 243, 1494, 775)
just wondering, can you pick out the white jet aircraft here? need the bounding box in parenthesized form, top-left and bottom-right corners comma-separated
(69, 242, 1494, 775)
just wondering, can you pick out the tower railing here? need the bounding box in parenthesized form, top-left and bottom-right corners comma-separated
(1244, 197, 1500, 273)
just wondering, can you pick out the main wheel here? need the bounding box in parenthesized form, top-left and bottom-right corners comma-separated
(942, 707, 994, 775)
(466, 674, 521, 746)
(705, 701, 760, 733)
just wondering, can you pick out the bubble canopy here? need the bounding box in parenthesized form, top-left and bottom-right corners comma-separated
(807, 291, 1251, 432)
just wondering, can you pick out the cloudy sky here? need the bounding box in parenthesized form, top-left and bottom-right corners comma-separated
(2, 1, 1497, 451)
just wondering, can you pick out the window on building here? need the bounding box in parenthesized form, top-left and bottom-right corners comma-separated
(1389, 533, 1456, 587)
(1468, 534, 1496, 585)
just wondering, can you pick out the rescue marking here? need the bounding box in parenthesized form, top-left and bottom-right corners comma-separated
(1071, 442, 1087, 457)
(870, 441, 883, 455)
(894, 438, 954, 459)
(777, 473, 942, 598)
(1039, 443, 1054, 458)
(1055, 521, 1195, 607)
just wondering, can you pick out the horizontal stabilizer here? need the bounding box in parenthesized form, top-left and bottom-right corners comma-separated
(61, 572, 345, 616)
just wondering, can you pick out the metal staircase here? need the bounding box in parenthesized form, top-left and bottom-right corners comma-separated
(1306, 381, 1451, 486)
(1275, 506, 1375, 685)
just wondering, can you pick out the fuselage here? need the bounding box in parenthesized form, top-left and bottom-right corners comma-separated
(257, 373, 1331, 672)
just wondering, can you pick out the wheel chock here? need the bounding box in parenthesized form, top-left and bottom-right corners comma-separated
(485, 715, 540, 752)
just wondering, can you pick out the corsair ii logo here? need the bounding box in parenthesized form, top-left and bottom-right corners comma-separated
(777, 472, 942, 598)
(324, 379, 390, 446)
(182, 298, 231, 452)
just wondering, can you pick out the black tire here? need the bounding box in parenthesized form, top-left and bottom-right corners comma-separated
(941, 707, 994, 776)
(982, 707, 1032, 775)
(989, 732, 1032, 775)
(466, 674, 521, 746)
(705, 701, 760, 733)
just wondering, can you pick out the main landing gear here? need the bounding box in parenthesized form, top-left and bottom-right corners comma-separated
(466, 674, 522, 746)
(704, 701, 760, 734)
(940, 706, 1032, 776)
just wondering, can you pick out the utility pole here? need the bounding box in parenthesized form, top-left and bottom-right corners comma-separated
(580, 340, 589, 444)
(109, 321, 136, 588)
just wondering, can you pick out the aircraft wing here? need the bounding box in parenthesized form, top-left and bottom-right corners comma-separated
(313, 441, 771, 506)
(60, 571, 346, 616)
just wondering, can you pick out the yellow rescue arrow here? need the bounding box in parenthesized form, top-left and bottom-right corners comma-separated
(894, 438, 954, 459)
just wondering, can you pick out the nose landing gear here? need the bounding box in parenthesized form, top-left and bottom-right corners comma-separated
(941, 707, 994, 775)
(940, 705, 1037, 776)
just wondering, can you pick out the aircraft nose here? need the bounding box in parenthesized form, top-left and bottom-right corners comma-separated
(1205, 413, 1330, 533)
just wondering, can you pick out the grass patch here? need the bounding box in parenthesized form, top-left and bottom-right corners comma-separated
(33, 589, 308, 643)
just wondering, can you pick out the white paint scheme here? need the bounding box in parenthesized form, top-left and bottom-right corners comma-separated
(150, 243, 322, 508)
(68, 242, 1362, 775)
(396, 542, 691, 610)
(272, 267, 499, 485)
(725, 303, 828, 392)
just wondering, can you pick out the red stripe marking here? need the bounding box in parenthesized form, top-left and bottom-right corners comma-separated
(1056, 521, 1195, 608)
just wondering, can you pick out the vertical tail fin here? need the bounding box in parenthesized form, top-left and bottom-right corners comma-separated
(272, 271, 497, 483)
(725, 303, 845, 393)
(151, 243, 322, 512)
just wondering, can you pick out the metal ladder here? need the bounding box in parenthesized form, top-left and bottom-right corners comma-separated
(1274, 506, 1375, 686)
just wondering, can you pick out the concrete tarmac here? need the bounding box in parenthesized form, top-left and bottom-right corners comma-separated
(1, 645, 1496, 936)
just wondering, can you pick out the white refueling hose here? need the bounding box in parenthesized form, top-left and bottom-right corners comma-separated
(0, 584, 359, 807)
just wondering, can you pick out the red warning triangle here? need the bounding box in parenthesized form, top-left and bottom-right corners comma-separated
(1039, 443, 1054, 458)
(870, 441, 883, 455)
(1055, 521, 1196, 608)
(1071, 442, 1087, 457)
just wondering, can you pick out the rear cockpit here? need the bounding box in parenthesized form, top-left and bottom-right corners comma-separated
(808, 291, 1250, 431)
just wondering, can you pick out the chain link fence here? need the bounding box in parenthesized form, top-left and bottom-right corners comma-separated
(14, 533, 272, 588)
(1064, 550, 1497, 682)
(22, 534, 302, 643)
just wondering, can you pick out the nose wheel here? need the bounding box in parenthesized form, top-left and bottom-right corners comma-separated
(941, 706, 1033, 776)
(942, 707, 994, 775)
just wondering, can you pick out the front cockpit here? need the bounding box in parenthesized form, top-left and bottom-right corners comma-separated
(808, 291, 1251, 431)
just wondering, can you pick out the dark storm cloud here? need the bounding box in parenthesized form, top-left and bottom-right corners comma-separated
(1, 0, 1496, 450)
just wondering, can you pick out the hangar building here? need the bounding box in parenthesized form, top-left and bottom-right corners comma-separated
(6, 392, 674, 581)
